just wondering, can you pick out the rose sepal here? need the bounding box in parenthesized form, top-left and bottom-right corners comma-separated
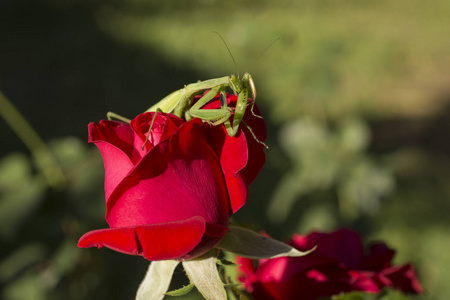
(135, 251, 229, 300)
(136, 260, 180, 300)
(182, 250, 227, 300)
(217, 226, 316, 259)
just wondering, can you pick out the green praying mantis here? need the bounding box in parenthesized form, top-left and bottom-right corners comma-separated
(144, 72, 258, 137)
(107, 72, 263, 148)
(108, 35, 278, 148)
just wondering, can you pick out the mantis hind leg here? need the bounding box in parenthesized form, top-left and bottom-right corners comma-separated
(250, 101, 264, 119)
(241, 119, 268, 149)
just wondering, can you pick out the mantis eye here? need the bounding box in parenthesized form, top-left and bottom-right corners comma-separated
(249, 76, 257, 100)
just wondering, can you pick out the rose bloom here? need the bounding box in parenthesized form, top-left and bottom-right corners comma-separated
(238, 229, 423, 300)
(78, 93, 266, 261)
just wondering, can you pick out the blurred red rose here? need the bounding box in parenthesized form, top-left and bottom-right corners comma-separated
(238, 229, 423, 300)
(78, 93, 266, 261)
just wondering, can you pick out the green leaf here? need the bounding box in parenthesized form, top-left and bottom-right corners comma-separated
(331, 289, 416, 300)
(0, 243, 47, 283)
(229, 284, 252, 300)
(165, 283, 195, 297)
(182, 251, 227, 300)
(216, 259, 241, 267)
(136, 260, 179, 300)
(332, 292, 369, 300)
(0, 153, 46, 239)
(217, 226, 316, 259)
(224, 283, 242, 288)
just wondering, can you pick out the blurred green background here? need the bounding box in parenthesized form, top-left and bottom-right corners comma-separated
(1, 0, 449, 299)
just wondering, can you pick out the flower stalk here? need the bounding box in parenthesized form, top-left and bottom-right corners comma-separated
(0, 90, 66, 189)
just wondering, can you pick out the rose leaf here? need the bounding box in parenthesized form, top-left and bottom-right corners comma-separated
(217, 226, 316, 259)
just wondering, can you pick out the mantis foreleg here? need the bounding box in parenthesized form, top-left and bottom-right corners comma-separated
(107, 112, 131, 123)
(189, 86, 232, 124)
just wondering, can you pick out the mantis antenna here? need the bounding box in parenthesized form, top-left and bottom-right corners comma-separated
(212, 31, 240, 79)
(245, 37, 280, 74)
(245, 37, 280, 119)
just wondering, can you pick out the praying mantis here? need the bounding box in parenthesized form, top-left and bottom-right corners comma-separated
(108, 35, 277, 147)
(143, 72, 258, 138)
(107, 72, 261, 146)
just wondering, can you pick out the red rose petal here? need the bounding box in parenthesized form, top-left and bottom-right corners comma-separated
(218, 127, 249, 213)
(77, 225, 139, 255)
(238, 229, 423, 300)
(131, 112, 184, 151)
(135, 217, 206, 260)
(106, 121, 230, 228)
(291, 229, 364, 269)
(363, 242, 395, 271)
(80, 92, 267, 261)
(240, 99, 267, 186)
(89, 121, 140, 201)
(77, 216, 207, 260)
(382, 264, 424, 294)
(186, 92, 267, 213)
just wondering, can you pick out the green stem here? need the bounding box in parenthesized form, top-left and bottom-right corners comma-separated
(0, 90, 66, 189)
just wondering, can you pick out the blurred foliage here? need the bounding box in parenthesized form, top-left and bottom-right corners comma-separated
(267, 116, 394, 227)
(1, 0, 449, 299)
(331, 289, 415, 300)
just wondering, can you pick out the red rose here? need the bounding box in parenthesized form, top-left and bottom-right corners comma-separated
(78, 93, 266, 261)
(238, 229, 423, 300)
